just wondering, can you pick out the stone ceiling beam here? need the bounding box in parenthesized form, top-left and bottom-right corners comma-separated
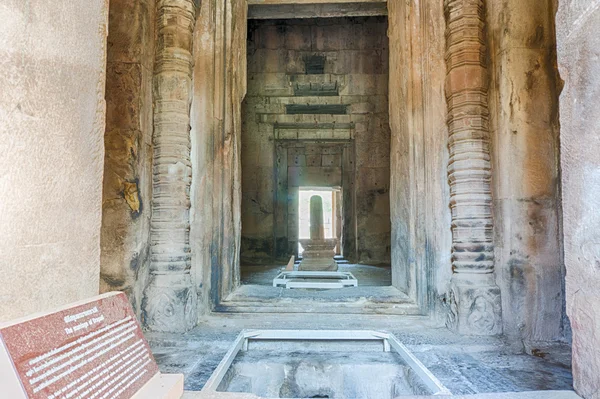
(248, 2, 387, 19)
(248, 0, 385, 5)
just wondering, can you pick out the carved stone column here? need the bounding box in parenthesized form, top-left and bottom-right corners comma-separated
(142, 0, 197, 332)
(444, 0, 502, 335)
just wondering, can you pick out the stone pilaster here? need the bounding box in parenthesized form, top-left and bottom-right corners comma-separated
(444, 0, 502, 335)
(142, 0, 197, 332)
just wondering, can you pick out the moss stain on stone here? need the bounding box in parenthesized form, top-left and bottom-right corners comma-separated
(123, 181, 141, 213)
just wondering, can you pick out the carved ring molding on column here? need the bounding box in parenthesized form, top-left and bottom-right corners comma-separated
(444, 0, 502, 335)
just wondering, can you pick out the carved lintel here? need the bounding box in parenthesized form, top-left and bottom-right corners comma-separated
(143, 0, 197, 332)
(444, 0, 502, 335)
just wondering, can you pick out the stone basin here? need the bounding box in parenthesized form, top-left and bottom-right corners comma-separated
(202, 330, 450, 398)
(218, 351, 433, 398)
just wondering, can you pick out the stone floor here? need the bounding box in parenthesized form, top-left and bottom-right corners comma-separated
(183, 392, 581, 399)
(148, 313, 574, 396)
(241, 263, 392, 286)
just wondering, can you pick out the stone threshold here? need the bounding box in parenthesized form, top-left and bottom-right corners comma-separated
(216, 285, 421, 315)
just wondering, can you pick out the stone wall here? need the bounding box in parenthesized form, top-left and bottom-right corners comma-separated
(100, 0, 155, 318)
(557, 1, 600, 397)
(190, 0, 217, 313)
(191, 0, 248, 309)
(241, 17, 391, 265)
(0, 0, 108, 321)
(487, 0, 566, 343)
(388, 0, 451, 312)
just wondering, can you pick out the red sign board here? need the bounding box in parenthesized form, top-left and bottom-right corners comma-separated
(0, 293, 159, 399)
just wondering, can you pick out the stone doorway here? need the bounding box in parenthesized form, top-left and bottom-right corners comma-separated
(297, 187, 342, 257)
(228, 11, 417, 313)
(196, 1, 439, 316)
(274, 140, 355, 263)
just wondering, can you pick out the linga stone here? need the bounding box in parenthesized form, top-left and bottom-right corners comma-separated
(299, 195, 338, 272)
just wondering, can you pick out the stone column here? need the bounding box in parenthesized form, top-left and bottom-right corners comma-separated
(444, 0, 502, 335)
(142, 0, 197, 332)
(310, 195, 325, 241)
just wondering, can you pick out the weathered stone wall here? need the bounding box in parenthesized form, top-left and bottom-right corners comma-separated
(388, 1, 451, 311)
(100, 0, 155, 318)
(190, 0, 217, 312)
(191, 0, 247, 309)
(487, 0, 566, 343)
(557, 1, 600, 397)
(241, 17, 391, 265)
(0, 0, 108, 321)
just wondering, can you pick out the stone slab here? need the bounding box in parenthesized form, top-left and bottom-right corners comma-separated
(133, 374, 184, 399)
(0, 292, 181, 399)
(182, 391, 580, 399)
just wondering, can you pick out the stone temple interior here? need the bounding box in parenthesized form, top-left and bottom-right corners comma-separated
(2, 0, 600, 398)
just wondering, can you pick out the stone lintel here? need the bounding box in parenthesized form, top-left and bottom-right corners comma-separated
(248, 3, 388, 20)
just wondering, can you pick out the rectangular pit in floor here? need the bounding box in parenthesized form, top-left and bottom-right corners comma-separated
(202, 330, 450, 398)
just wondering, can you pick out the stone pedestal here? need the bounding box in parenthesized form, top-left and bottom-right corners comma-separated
(299, 239, 339, 271)
(447, 274, 502, 336)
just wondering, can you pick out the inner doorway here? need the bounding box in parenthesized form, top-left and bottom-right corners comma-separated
(298, 187, 340, 256)
(228, 11, 415, 313)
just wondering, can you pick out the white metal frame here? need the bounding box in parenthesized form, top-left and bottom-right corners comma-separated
(272, 271, 358, 289)
(202, 329, 451, 396)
